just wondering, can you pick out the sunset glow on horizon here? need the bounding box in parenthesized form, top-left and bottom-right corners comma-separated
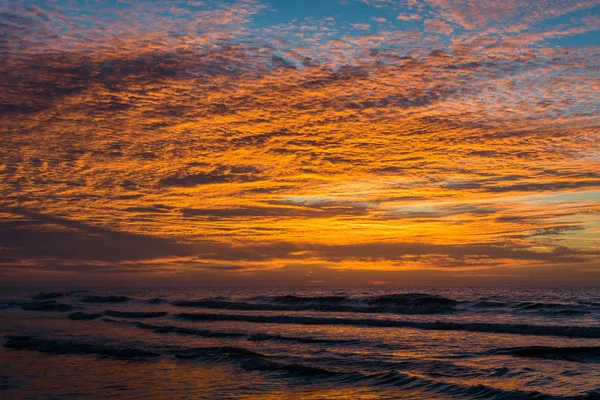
(1, 0, 599, 286)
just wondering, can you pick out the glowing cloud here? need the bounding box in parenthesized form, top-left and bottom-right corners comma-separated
(0, 0, 598, 285)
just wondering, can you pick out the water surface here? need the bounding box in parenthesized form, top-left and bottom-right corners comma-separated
(1, 287, 599, 399)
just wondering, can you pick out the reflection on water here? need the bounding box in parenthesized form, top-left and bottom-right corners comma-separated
(1, 287, 599, 399)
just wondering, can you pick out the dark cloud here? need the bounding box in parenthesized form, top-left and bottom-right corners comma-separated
(495, 215, 529, 223)
(486, 181, 600, 193)
(0, 207, 195, 263)
(181, 203, 369, 218)
(123, 205, 174, 214)
(160, 165, 263, 187)
(0, 0, 598, 283)
(0, 45, 270, 116)
(529, 225, 585, 237)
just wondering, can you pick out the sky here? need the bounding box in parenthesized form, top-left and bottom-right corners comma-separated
(0, 0, 599, 286)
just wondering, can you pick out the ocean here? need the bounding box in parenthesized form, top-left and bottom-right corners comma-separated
(1, 286, 599, 399)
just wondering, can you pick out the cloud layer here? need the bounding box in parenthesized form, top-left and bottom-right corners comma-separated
(0, 0, 598, 285)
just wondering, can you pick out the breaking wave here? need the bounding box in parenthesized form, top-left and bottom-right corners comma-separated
(173, 293, 459, 314)
(171, 293, 599, 317)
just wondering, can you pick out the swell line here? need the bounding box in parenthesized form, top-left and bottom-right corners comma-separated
(175, 312, 600, 338)
(102, 318, 358, 345)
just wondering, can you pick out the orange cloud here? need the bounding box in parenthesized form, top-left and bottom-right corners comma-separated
(0, 0, 598, 285)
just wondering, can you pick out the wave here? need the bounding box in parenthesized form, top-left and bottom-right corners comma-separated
(362, 293, 458, 307)
(66, 311, 167, 319)
(578, 300, 600, 307)
(103, 319, 247, 338)
(471, 300, 596, 316)
(173, 345, 344, 378)
(255, 293, 458, 309)
(354, 370, 580, 399)
(32, 292, 69, 300)
(175, 312, 600, 338)
(103, 318, 355, 344)
(31, 290, 89, 300)
(80, 295, 131, 303)
(511, 302, 592, 316)
(21, 301, 73, 312)
(175, 346, 266, 360)
(171, 299, 456, 314)
(4, 335, 158, 358)
(492, 346, 600, 363)
(103, 310, 167, 318)
(247, 333, 357, 344)
(471, 300, 507, 308)
(344, 357, 497, 380)
(514, 302, 577, 310)
(172, 293, 599, 317)
(173, 293, 458, 314)
(251, 295, 348, 304)
(68, 312, 104, 320)
(242, 359, 341, 377)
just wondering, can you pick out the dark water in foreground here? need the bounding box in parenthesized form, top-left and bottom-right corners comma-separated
(1, 287, 599, 399)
